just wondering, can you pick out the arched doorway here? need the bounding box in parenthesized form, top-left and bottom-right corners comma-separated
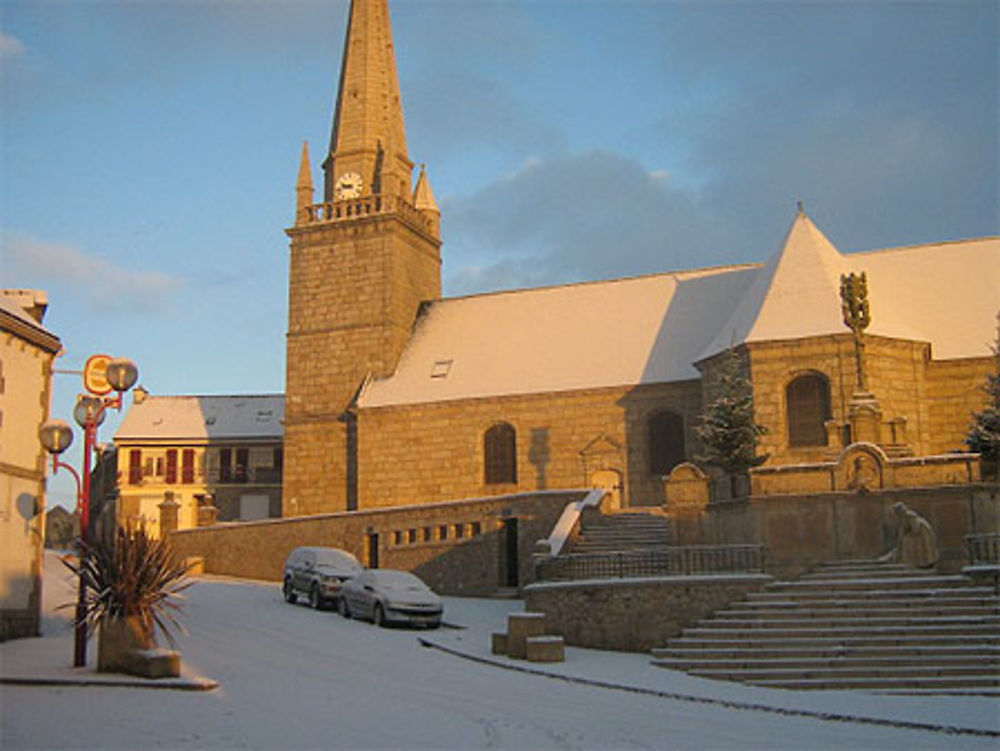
(590, 469, 623, 510)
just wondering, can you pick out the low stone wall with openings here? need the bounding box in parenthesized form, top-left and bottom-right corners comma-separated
(524, 574, 772, 652)
(170, 490, 587, 595)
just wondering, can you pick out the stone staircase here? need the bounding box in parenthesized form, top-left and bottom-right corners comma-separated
(567, 511, 671, 555)
(651, 560, 1000, 693)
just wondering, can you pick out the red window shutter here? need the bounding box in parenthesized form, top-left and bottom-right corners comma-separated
(182, 449, 195, 483)
(128, 449, 142, 485)
(166, 450, 178, 484)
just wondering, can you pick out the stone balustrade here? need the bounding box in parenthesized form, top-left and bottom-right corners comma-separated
(301, 194, 435, 236)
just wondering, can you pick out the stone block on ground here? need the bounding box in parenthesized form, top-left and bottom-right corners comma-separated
(507, 612, 547, 659)
(491, 632, 508, 655)
(124, 648, 181, 679)
(526, 635, 565, 663)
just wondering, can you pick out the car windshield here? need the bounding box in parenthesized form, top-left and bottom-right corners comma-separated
(372, 571, 427, 590)
(313, 550, 361, 569)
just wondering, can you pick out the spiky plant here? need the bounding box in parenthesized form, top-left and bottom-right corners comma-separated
(63, 522, 192, 647)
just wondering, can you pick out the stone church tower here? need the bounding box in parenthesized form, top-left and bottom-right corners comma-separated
(283, 0, 442, 516)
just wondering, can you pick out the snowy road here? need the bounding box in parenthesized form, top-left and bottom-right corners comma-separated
(2, 554, 998, 750)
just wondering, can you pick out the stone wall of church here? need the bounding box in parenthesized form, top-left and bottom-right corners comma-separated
(735, 334, 987, 468)
(356, 381, 703, 510)
(925, 357, 994, 455)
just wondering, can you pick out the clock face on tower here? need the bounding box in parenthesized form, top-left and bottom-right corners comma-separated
(335, 172, 363, 200)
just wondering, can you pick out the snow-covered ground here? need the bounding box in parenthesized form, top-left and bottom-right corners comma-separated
(2, 552, 997, 750)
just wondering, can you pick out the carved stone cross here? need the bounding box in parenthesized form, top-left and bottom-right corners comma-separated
(840, 272, 871, 392)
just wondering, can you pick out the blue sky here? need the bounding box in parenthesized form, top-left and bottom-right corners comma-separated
(2, 0, 997, 509)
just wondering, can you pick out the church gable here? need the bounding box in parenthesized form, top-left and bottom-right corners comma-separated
(700, 212, 999, 363)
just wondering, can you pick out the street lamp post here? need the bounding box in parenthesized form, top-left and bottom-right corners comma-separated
(39, 356, 139, 668)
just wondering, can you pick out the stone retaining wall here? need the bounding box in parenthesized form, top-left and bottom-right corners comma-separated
(671, 483, 1000, 577)
(524, 574, 772, 652)
(170, 490, 586, 595)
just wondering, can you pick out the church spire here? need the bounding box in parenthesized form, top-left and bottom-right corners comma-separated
(323, 0, 412, 203)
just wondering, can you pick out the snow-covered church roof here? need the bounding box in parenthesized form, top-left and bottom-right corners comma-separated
(115, 394, 284, 442)
(359, 214, 999, 409)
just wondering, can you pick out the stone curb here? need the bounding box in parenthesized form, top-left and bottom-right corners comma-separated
(0, 674, 219, 691)
(417, 636, 1000, 739)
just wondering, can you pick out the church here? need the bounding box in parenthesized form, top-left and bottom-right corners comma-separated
(281, 0, 998, 522)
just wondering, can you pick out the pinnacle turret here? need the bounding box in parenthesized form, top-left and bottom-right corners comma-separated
(296, 141, 314, 225)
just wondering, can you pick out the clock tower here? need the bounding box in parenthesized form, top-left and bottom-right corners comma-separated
(283, 0, 442, 516)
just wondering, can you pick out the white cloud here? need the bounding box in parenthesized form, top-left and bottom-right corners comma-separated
(2, 231, 183, 311)
(0, 30, 25, 58)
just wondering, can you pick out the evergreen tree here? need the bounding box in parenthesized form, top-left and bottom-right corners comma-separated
(696, 347, 769, 476)
(966, 313, 1000, 467)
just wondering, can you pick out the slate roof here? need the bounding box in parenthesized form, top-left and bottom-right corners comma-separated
(115, 394, 284, 442)
(359, 212, 999, 410)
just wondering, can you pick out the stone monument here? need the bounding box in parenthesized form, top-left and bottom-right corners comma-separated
(841, 271, 882, 444)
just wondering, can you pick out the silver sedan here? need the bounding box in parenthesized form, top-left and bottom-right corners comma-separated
(338, 569, 443, 628)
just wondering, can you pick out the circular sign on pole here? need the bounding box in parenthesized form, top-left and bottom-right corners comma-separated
(83, 354, 113, 395)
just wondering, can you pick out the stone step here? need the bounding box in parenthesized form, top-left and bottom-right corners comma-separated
(677, 664, 1000, 683)
(701, 615, 1000, 630)
(719, 604, 999, 620)
(741, 592, 999, 607)
(751, 675, 1000, 691)
(667, 633, 1000, 650)
(654, 559, 999, 693)
(578, 526, 670, 537)
(766, 575, 972, 593)
(799, 567, 936, 581)
(574, 537, 670, 550)
(685, 623, 1000, 640)
(815, 559, 908, 569)
(651, 654, 1000, 671)
(745, 592, 998, 609)
(652, 643, 1000, 661)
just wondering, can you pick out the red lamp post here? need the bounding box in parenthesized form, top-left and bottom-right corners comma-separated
(39, 356, 139, 668)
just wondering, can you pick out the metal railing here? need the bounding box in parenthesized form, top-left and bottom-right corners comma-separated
(535, 544, 766, 582)
(966, 533, 1000, 565)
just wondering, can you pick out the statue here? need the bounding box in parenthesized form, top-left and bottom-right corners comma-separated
(880, 502, 938, 569)
(840, 271, 871, 392)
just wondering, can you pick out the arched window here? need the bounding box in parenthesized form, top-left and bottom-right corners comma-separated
(648, 410, 686, 476)
(484, 422, 517, 485)
(787, 373, 831, 447)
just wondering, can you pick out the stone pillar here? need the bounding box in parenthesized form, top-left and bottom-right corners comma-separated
(848, 392, 882, 445)
(198, 494, 218, 527)
(158, 492, 180, 536)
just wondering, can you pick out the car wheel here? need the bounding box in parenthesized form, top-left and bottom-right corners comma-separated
(309, 583, 323, 610)
(427, 619, 441, 630)
(373, 603, 386, 628)
(338, 597, 352, 619)
(283, 579, 297, 604)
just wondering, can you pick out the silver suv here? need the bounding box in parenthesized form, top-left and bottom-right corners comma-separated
(282, 546, 363, 610)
